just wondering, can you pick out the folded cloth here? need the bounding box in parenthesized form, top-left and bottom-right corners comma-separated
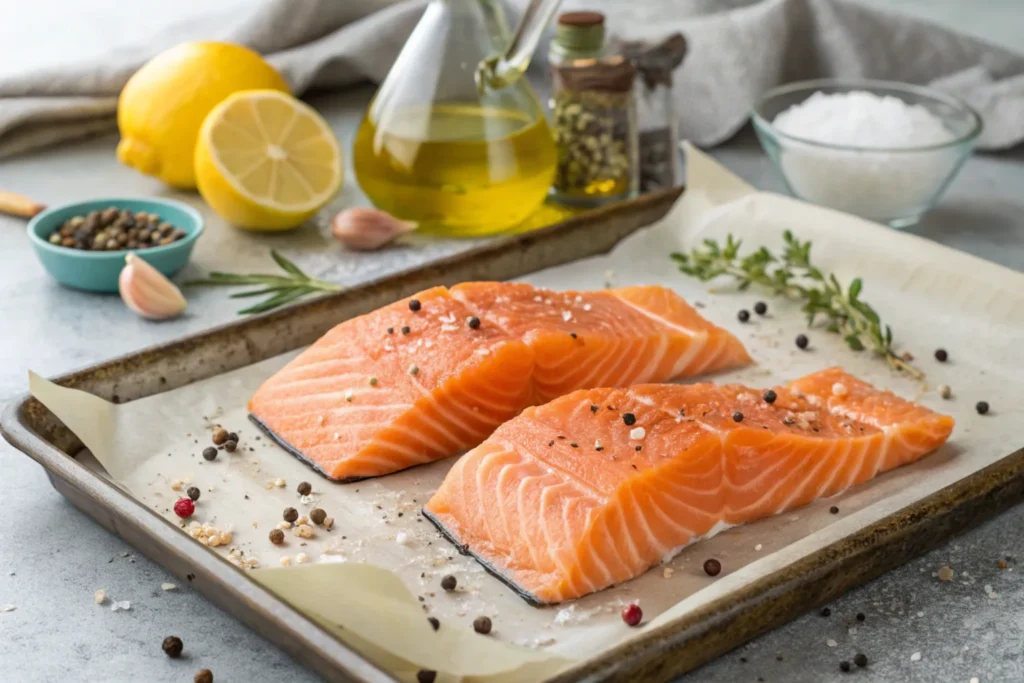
(1, 0, 1022, 160)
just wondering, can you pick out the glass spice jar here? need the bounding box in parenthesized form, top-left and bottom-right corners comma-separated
(550, 56, 639, 206)
(616, 33, 687, 193)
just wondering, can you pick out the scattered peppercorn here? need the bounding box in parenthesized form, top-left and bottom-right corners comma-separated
(269, 529, 285, 545)
(732, 411, 744, 423)
(441, 575, 457, 591)
(283, 507, 299, 523)
(621, 603, 643, 626)
(387, 327, 394, 335)
(703, 558, 722, 576)
(297, 481, 312, 496)
(776, 654, 783, 662)
(939, 384, 953, 399)
(934, 348, 948, 362)
(212, 427, 229, 445)
(820, 607, 831, 617)
(763, 389, 777, 404)
(467, 316, 481, 329)
(186, 486, 200, 502)
(310, 508, 327, 525)
(417, 670, 437, 683)
(223, 440, 237, 453)
(622, 413, 637, 426)
(796, 334, 809, 349)
(473, 616, 492, 634)
(401, 326, 411, 335)
(194, 670, 213, 683)
(976, 401, 990, 415)
(409, 299, 422, 312)
(830, 506, 839, 514)
(428, 617, 440, 631)
(173, 498, 195, 519)
(853, 653, 868, 667)
(569, 332, 578, 339)
(228, 432, 238, 442)
(202, 447, 218, 461)
(998, 559, 1009, 569)
(856, 612, 865, 622)
(737, 309, 750, 323)
(839, 660, 851, 672)
(754, 301, 768, 316)
(162, 636, 183, 658)
(590, 404, 599, 413)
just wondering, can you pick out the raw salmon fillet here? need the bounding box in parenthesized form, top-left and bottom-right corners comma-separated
(249, 282, 749, 481)
(423, 368, 954, 604)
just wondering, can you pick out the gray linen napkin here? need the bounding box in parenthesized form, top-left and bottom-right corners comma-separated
(1, 0, 1022, 160)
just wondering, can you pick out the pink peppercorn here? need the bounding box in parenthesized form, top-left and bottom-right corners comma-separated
(173, 498, 195, 519)
(621, 603, 642, 627)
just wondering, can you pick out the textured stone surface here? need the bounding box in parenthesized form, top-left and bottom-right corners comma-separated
(3, 56, 1024, 683)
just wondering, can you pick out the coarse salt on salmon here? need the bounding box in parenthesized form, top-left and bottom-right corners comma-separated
(249, 282, 750, 481)
(423, 368, 954, 604)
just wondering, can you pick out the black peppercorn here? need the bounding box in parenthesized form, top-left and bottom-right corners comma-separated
(820, 607, 831, 617)
(763, 389, 777, 404)
(853, 653, 868, 667)
(223, 440, 237, 453)
(732, 411, 744, 423)
(297, 481, 312, 496)
(796, 334, 809, 349)
(401, 326, 411, 335)
(227, 432, 238, 442)
(856, 612, 865, 622)
(427, 617, 440, 631)
(269, 529, 285, 545)
(473, 616, 492, 634)
(590, 404, 599, 413)
(162, 636, 183, 658)
(409, 299, 422, 312)
(830, 506, 839, 514)
(467, 316, 481, 329)
(202, 447, 218, 462)
(622, 413, 637, 426)
(737, 309, 750, 323)
(441, 575, 457, 591)
(283, 507, 299, 523)
(310, 508, 327, 525)
(754, 301, 768, 316)
(186, 486, 200, 502)
(839, 661, 851, 672)
(976, 401, 990, 415)
(194, 670, 213, 683)
(934, 348, 948, 362)
(387, 327, 394, 335)
(703, 558, 722, 576)
(417, 670, 437, 683)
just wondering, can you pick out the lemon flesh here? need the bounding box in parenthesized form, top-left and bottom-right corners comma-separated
(195, 90, 343, 231)
(117, 42, 289, 189)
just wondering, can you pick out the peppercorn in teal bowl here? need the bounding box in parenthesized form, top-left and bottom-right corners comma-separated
(27, 197, 204, 293)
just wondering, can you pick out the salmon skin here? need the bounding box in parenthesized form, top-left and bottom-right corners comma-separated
(248, 282, 750, 481)
(423, 368, 955, 605)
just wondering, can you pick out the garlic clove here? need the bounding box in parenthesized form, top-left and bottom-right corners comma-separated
(119, 253, 187, 320)
(330, 207, 416, 251)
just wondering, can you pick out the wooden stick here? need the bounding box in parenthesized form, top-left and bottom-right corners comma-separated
(0, 190, 45, 218)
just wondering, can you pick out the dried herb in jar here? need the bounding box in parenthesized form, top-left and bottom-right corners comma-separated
(550, 56, 638, 206)
(615, 33, 687, 193)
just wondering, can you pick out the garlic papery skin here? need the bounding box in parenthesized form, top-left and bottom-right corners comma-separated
(331, 207, 416, 251)
(119, 253, 187, 320)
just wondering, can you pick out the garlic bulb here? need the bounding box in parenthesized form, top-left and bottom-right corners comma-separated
(330, 207, 416, 251)
(119, 253, 187, 320)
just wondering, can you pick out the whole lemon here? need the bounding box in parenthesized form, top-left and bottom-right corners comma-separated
(116, 42, 289, 189)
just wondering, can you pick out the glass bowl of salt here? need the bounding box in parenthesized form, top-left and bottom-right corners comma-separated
(752, 78, 982, 228)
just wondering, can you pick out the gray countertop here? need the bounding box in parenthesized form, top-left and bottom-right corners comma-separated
(2, 82, 1023, 683)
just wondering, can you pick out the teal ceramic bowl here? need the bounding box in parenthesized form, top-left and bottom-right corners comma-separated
(28, 197, 204, 293)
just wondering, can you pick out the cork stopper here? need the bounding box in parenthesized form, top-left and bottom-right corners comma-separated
(558, 11, 604, 27)
(555, 11, 606, 55)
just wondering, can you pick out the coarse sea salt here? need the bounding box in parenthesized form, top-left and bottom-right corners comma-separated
(770, 90, 959, 223)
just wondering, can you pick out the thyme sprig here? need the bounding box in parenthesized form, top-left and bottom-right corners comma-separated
(186, 250, 342, 315)
(670, 231, 922, 379)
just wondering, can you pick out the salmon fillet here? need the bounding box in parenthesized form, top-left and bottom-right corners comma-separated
(249, 282, 750, 481)
(423, 368, 954, 604)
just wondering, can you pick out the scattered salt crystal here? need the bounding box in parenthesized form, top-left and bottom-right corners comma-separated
(1, 605, 15, 612)
(916, 611, 924, 617)
(984, 584, 993, 593)
(533, 295, 542, 303)
(94, 589, 106, 604)
(826, 639, 837, 648)
(161, 583, 178, 592)
(937, 566, 954, 581)
(295, 553, 310, 564)
(848, 627, 857, 635)
(831, 383, 848, 397)
(910, 652, 922, 662)
(561, 310, 573, 322)
(280, 556, 292, 567)
(630, 427, 646, 440)
(971, 678, 980, 683)
(754, 544, 763, 551)
(278, 521, 293, 530)
(110, 600, 131, 612)
(295, 524, 314, 539)
(544, 298, 552, 305)
(554, 605, 576, 625)
(396, 532, 410, 545)
(663, 568, 674, 579)
(583, 303, 592, 311)
(300, 494, 316, 505)
(275, 478, 286, 488)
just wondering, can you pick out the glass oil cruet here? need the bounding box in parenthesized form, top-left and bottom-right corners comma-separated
(353, 0, 563, 237)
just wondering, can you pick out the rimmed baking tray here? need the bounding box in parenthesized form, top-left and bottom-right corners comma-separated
(5, 187, 1024, 683)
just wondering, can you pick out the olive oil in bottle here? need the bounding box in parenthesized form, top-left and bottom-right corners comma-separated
(353, 103, 556, 237)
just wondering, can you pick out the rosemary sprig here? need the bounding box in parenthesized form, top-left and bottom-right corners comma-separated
(670, 231, 923, 379)
(186, 250, 342, 315)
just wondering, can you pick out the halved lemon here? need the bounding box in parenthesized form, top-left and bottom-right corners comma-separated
(195, 90, 343, 231)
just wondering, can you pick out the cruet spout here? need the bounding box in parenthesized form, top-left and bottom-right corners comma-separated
(476, 0, 563, 91)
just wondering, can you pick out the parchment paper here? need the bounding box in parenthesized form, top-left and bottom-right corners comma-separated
(29, 145, 1024, 682)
